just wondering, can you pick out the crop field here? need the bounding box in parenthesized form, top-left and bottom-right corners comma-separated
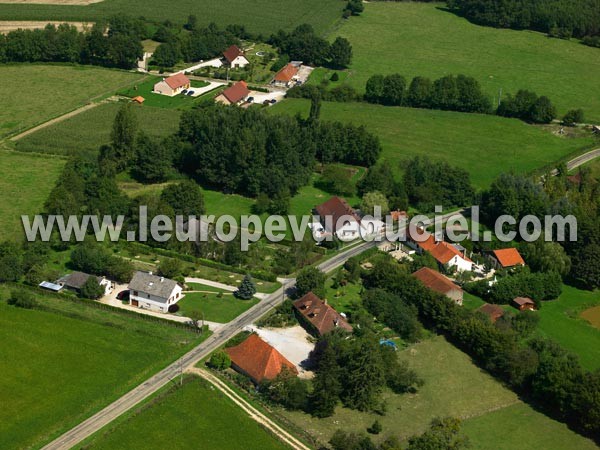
(272, 99, 594, 189)
(84, 376, 288, 450)
(536, 285, 600, 371)
(279, 335, 594, 448)
(0, 0, 343, 35)
(0, 150, 64, 241)
(0, 64, 142, 138)
(15, 102, 182, 155)
(0, 288, 206, 449)
(334, 2, 600, 121)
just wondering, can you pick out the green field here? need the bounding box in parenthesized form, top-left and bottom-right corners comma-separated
(177, 291, 259, 323)
(0, 290, 206, 449)
(0, 150, 65, 241)
(272, 99, 595, 189)
(15, 102, 182, 156)
(0, 0, 342, 35)
(462, 402, 598, 450)
(85, 376, 287, 450)
(536, 285, 600, 371)
(334, 2, 600, 121)
(279, 335, 594, 448)
(0, 64, 142, 137)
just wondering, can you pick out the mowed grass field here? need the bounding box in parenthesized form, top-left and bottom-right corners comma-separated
(334, 3, 600, 121)
(0, 150, 64, 241)
(272, 99, 594, 189)
(16, 102, 182, 155)
(536, 285, 600, 371)
(85, 376, 288, 450)
(0, 0, 343, 35)
(0, 290, 206, 450)
(0, 64, 143, 137)
(177, 291, 259, 323)
(279, 335, 596, 448)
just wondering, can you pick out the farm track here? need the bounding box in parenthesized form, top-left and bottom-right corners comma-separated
(188, 368, 311, 450)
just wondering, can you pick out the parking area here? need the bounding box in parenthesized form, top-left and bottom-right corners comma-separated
(248, 90, 286, 105)
(246, 325, 315, 378)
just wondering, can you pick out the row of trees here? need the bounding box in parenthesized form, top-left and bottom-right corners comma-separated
(497, 89, 557, 123)
(0, 19, 143, 69)
(363, 257, 600, 441)
(365, 73, 492, 113)
(269, 24, 353, 68)
(447, 0, 600, 39)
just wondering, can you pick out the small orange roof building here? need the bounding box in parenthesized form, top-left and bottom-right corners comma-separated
(131, 96, 145, 104)
(491, 248, 525, 269)
(477, 303, 505, 323)
(225, 333, 297, 384)
(513, 296, 536, 311)
(412, 267, 464, 305)
(215, 80, 250, 105)
(293, 292, 352, 336)
(272, 63, 299, 86)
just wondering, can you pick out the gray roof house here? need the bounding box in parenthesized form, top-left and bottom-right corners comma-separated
(57, 272, 112, 296)
(127, 271, 183, 313)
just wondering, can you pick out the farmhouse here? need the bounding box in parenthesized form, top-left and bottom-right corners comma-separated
(215, 80, 250, 106)
(315, 196, 362, 241)
(272, 63, 300, 87)
(153, 73, 191, 96)
(222, 45, 250, 68)
(477, 303, 505, 323)
(57, 272, 112, 296)
(225, 333, 297, 384)
(412, 267, 464, 305)
(513, 296, 536, 311)
(489, 248, 525, 270)
(293, 291, 353, 336)
(406, 226, 473, 272)
(127, 271, 182, 313)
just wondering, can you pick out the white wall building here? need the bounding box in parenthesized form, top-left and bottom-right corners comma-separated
(128, 271, 183, 313)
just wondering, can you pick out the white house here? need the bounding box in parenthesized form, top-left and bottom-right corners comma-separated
(315, 197, 362, 241)
(406, 226, 473, 272)
(223, 45, 250, 68)
(153, 73, 191, 96)
(128, 271, 183, 313)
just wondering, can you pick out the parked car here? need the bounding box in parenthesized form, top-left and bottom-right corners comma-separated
(270, 99, 277, 104)
(186, 90, 195, 96)
(116, 290, 129, 300)
(181, 89, 188, 95)
(247, 97, 254, 103)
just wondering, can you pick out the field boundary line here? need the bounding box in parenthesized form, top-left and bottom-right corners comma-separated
(187, 367, 311, 450)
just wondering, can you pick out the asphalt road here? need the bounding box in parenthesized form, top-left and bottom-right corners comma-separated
(42, 240, 377, 450)
(549, 147, 600, 176)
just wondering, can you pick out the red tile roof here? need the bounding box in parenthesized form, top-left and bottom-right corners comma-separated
(225, 333, 297, 383)
(164, 73, 190, 90)
(492, 248, 525, 268)
(478, 303, 505, 323)
(412, 267, 462, 296)
(293, 292, 352, 336)
(407, 226, 471, 265)
(274, 63, 299, 82)
(131, 96, 145, 104)
(221, 80, 249, 104)
(315, 196, 360, 233)
(223, 45, 245, 63)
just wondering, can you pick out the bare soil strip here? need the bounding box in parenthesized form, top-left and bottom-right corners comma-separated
(0, 0, 102, 5)
(0, 21, 92, 33)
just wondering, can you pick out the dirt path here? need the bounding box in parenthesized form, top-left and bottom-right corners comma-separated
(0, 0, 102, 5)
(9, 102, 101, 141)
(0, 21, 92, 33)
(187, 368, 311, 450)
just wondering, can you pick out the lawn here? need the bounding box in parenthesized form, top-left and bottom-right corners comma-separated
(0, 64, 143, 137)
(536, 285, 600, 371)
(279, 335, 594, 448)
(306, 67, 350, 88)
(85, 376, 288, 450)
(0, 0, 343, 35)
(0, 288, 206, 450)
(117, 76, 215, 109)
(462, 402, 598, 450)
(15, 102, 182, 156)
(176, 291, 259, 323)
(334, 2, 600, 121)
(271, 99, 595, 189)
(0, 150, 65, 241)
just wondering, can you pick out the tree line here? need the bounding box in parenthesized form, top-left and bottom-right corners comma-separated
(364, 256, 600, 442)
(447, 0, 600, 40)
(0, 18, 144, 69)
